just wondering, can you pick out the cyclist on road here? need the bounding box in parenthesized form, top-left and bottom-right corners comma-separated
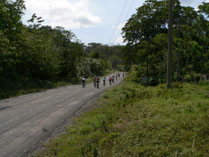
(82, 76, 86, 88)
(97, 77, 100, 89)
(109, 77, 112, 86)
(103, 77, 106, 86)
(112, 76, 115, 84)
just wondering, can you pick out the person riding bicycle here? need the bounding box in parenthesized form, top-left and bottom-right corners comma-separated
(109, 77, 112, 86)
(82, 76, 86, 88)
(97, 77, 100, 89)
(112, 76, 115, 84)
(103, 77, 106, 86)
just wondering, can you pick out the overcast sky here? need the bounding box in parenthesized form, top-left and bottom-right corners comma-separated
(22, 0, 208, 45)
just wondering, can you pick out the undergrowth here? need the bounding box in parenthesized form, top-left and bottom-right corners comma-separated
(36, 80, 209, 157)
(0, 78, 80, 100)
(0, 72, 112, 100)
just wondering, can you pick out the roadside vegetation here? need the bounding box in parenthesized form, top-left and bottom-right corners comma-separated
(0, 78, 80, 100)
(0, 1, 124, 100)
(1, 0, 209, 156)
(36, 73, 209, 156)
(122, 0, 209, 86)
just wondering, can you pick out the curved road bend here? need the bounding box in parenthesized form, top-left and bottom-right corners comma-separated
(0, 74, 124, 157)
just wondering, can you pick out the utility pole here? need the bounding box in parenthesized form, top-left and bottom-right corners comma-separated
(176, 25, 180, 82)
(146, 41, 149, 87)
(176, 49, 180, 81)
(167, 0, 173, 88)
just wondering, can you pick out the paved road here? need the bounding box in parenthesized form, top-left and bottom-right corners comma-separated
(0, 74, 123, 157)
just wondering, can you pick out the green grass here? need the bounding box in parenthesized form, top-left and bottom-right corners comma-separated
(36, 80, 209, 157)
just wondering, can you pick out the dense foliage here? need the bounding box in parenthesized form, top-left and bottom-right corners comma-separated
(122, 0, 209, 85)
(85, 43, 124, 70)
(0, 0, 123, 97)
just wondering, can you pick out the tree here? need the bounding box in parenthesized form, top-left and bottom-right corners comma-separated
(84, 43, 124, 70)
(122, 0, 209, 85)
(0, 0, 25, 79)
(0, 0, 25, 42)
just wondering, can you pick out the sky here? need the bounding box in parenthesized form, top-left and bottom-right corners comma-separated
(22, 0, 208, 45)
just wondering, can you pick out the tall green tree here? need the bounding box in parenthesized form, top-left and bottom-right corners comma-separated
(122, 0, 209, 85)
(0, 0, 25, 79)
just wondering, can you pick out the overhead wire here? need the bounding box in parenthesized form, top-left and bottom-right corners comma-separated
(108, 0, 129, 45)
(112, 0, 135, 45)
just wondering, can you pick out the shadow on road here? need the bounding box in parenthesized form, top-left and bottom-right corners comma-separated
(0, 106, 11, 111)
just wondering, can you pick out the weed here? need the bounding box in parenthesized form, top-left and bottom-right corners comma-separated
(36, 80, 209, 157)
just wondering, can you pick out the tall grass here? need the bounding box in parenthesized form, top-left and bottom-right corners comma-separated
(36, 80, 209, 157)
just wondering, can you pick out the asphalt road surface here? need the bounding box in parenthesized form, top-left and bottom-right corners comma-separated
(0, 74, 124, 157)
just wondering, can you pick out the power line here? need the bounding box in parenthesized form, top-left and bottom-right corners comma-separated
(112, 0, 135, 44)
(108, 0, 129, 45)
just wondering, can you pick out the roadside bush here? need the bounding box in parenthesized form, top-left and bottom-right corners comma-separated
(77, 58, 112, 78)
(127, 65, 161, 86)
(184, 71, 201, 82)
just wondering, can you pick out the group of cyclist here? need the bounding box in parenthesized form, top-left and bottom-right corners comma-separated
(82, 73, 125, 88)
(93, 76, 101, 89)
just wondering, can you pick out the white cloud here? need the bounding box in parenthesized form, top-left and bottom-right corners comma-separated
(112, 22, 126, 44)
(24, 0, 101, 29)
(179, 0, 206, 10)
(115, 36, 124, 45)
(180, 0, 196, 5)
(112, 22, 125, 31)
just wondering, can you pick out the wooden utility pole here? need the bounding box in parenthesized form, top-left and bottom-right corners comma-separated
(167, 0, 173, 88)
(176, 25, 180, 82)
(146, 41, 149, 87)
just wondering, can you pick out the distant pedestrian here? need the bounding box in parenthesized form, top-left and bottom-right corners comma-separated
(116, 75, 117, 80)
(122, 73, 125, 78)
(109, 77, 112, 86)
(97, 77, 100, 89)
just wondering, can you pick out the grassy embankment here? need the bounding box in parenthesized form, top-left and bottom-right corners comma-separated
(36, 78, 209, 157)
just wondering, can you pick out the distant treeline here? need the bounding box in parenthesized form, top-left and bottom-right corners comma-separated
(122, 0, 209, 85)
(0, 0, 123, 91)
